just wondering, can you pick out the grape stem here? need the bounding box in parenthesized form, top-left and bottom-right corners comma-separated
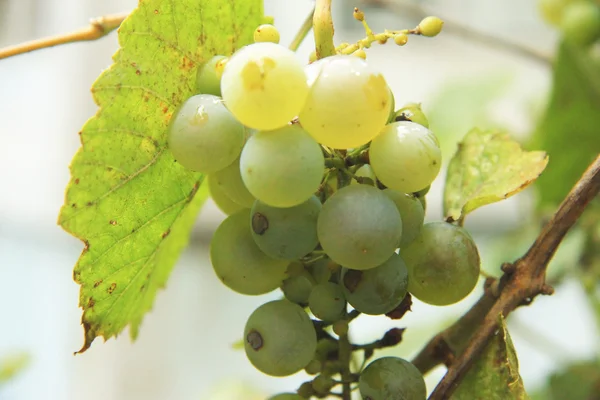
(338, 332, 353, 400)
(289, 4, 316, 52)
(413, 155, 600, 399)
(313, 0, 336, 59)
(0, 12, 128, 60)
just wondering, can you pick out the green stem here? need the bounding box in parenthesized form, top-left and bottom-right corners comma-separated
(313, 0, 336, 59)
(289, 5, 315, 51)
(338, 332, 353, 400)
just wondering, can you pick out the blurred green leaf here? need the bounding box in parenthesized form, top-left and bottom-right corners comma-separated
(444, 129, 548, 222)
(0, 352, 31, 384)
(530, 42, 600, 209)
(427, 73, 513, 158)
(451, 316, 528, 400)
(529, 361, 600, 400)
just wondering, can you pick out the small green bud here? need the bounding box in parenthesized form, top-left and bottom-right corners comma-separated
(394, 33, 408, 46)
(418, 16, 444, 37)
(312, 375, 336, 395)
(353, 48, 367, 59)
(332, 320, 349, 336)
(304, 359, 322, 375)
(353, 7, 365, 22)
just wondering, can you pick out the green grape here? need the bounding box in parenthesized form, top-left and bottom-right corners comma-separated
(393, 103, 429, 128)
(207, 174, 244, 215)
(418, 16, 444, 37)
(307, 258, 334, 283)
(254, 24, 281, 43)
(538, 0, 575, 26)
(244, 300, 317, 376)
(317, 184, 402, 270)
(210, 210, 288, 295)
(281, 271, 315, 305)
(340, 253, 408, 315)
(305, 359, 322, 375)
(352, 164, 377, 186)
(240, 125, 325, 207)
(560, 2, 600, 46)
(212, 156, 255, 208)
(382, 189, 425, 248)
(370, 121, 442, 193)
(168, 94, 245, 173)
(308, 282, 346, 321)
(359, 357, 426, 400)
(299, 55, 392, 149)
(402, 222, 480, 305)
(312, 375, 336, 395)
(221, 42, 309, 130)
(196, 55, 226, 96)
(268, 394, 305, 400)
(251, 196, 321, 260)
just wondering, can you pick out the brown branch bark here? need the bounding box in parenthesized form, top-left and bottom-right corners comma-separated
(0, 13, 129, 60)
(412, 154, 600, 399)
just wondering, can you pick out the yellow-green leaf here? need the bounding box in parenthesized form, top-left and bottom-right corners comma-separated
(58, 0, 263, 353)
(451, 315, 529, 400)
(444, 129, 548, 222)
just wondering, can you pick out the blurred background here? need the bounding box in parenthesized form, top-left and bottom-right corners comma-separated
(0, 0, 598, 399)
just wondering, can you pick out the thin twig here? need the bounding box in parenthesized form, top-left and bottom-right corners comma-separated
(0, 13, 129, 60)
(363, 0, 552, 65)
(426, 155, 600, 399)
(289, 5, 316, 51)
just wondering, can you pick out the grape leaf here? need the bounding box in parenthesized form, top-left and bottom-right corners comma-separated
(58, 0, 263, 353)
(451, 315, 528, 400)
(530, 42, 600, 209)
(444, 129, 548, 222)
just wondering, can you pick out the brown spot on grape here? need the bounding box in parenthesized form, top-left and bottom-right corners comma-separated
(251, 212, 269, 235)
(246, 330, 263, 351)
(107, 283, 117, 294)
(93, 280, 103, 288)
(343, 270, 363, 293)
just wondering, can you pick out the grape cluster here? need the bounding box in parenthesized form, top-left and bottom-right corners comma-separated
(168, 22, 480, 399)
(538, 0, 600, 46)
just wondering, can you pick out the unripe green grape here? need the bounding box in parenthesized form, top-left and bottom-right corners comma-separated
(318, 184, 402, 270)
(352, 164, 377, 186)
(312, 375, 336, 395)
(207, 174, 244, 215)
(305, 359, 322, 375)
(196, 55, 226, 96)
(299, 55, 392, 149)
(254, 24, 281, 44)
(168, 94, 245, 173)
(240, 125, 325, 207)
(402, 222, 480, 305)
(560, 2, 600, 46)
(210, 210, 288, 295)
(340, 253, 408, 315)
(382, 189, 425, 248)
(359, 357, 426, 400)
(281, 272, 315, 305)
(212, 156, 255, 208)
(308, 282, 347, 321)
(394, 103, 429, 128)
(244, 300, 317, 376)
(221, 42, 309, 130)
(307, 258, 334, 284)
(418, 16, 444, 37)
(268, 394, 305, 400)
(314, 338, 338, 362)
(298, 382, 315, 398)
(332, 320, 349, 336)
(370, 121, 441, 193)
(538, 0, 576, 26)
(251, 196, 321, 260)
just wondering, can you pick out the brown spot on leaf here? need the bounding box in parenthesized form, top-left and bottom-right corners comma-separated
(93, 280, 103, 288)
(140, 285, 145, 292)
(162, 106, 169, 114)
(154, 9, 159, 14)
(107, 283, 117, 294)
(83, 241, 90, 251)
(109, 220, 117, 226)
(161, 229, 170, 239)
(135, 70, 141, 76)
(86, 202, 93, 207)
(87, 297, 95, 308)
(74, 178, 80, 184)
(72, 203, 77, 208)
